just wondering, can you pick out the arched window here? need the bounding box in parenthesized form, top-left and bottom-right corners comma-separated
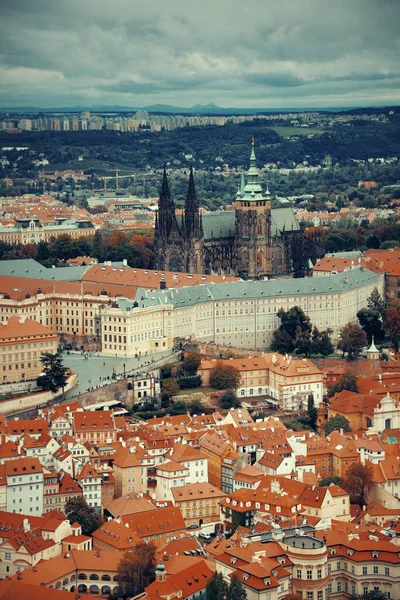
(366, 417, 372, 428)
(78, 573, 88, 580)
(102, 585, 111, 595)
(70, 575, 76, 582)
(63, 578, 69, 586)
(55, 582, 62, 589)
(113, 575, 119, 582)
(78, 584, 87, 593)
(385, 418, 392, 430)
(89, 585, 99, 595)
(90, 574, 99, 581)
(101, 574, 111, 581)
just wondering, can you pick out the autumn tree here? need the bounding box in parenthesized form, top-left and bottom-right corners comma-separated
(183, 352, 202, 376)
(325, 415, 351, 435)
(161, 378, 180, 398)
(343, 462, 373, 506)
(337, 323, 367, 360)
(65, 496, 101, 536)
(384, 304, 400, 352)
(327, 372, 359, 398)
(209, 362, 241, 390)
(118, 542, 156, 598)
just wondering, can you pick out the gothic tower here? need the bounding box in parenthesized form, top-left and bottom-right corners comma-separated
(183, 167, 204, 273)
(234, 140, 272, 279)
(154, 166, 184, 271)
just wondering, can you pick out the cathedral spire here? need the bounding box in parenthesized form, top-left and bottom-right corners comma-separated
(184, 167, 203, 239)
(156, 165, 175, 237)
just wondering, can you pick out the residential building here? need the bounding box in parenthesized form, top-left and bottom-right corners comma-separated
(0, 316, 58, 384)
(5, 457, 44, 515)
(171, 482, 227, 528)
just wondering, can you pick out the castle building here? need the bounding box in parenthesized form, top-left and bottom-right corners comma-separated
(154, 141, 318, 279)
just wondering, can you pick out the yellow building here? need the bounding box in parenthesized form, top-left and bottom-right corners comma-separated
(0, 316, 58, 384)
(171, 482, 227, 528)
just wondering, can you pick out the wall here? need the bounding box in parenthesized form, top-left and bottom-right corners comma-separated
(0, 373, 77, 416)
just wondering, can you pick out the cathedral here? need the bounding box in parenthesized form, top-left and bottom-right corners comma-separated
(154, 141, 319, 279)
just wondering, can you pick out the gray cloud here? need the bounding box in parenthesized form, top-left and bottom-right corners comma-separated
(0, 0, 399, 108)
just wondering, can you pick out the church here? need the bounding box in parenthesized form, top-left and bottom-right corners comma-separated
(154, 141, 319, 279)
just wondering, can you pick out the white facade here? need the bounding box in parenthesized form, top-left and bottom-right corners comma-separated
(101, 270, 384, 356)
(6, 462, 44, 516)
(370, 393, 400, 433)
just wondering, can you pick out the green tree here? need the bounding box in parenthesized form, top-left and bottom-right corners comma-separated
(337, 322, 367, 360)
(343, 462, 373, 506)
(350, 591, 386, 600)
(357, 308, 384, 343)
(325, 415, 351, 435)
(313, 328, 335, 357)
(270, 328, 293, 354)
(206, 572, 229, 600)
(318, 476, 344, 487)
(228, 575, 247, 600)
(271, 306, 312, 354)
(307, 394, 317, 430)
(209, 362, 241, 390)
(220, 389, 241, 409)
(118, 542, 156, 598)
(367, 287, 386, 318)
(64, 496, 101, 536)
(161, 378, 180, 398)
(36, 240, 49, 262)
(327, 372, 359, 398)
(183, 352, 202, 376)
(37, 351, 68, 394)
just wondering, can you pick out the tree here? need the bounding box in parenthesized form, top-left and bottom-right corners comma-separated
(220, 389, 241, 409)
(350, 591, 386, 600)
(64, 496, 100, 536)
(325, 415, 351, 435)
(209, 362, 241, 390)
(37, 351, 68, 393)
(270, 328, 293, 354)
(357, 308, 384, 343)
(206, 572, 229, 600)
(327, 372, 359, 398)
(384, 304, 400, 352)
(367, 287, 386, 318)
(313, 328, 335, 357)
(307, 394, 317, 430)
(183, 352, 202, 376)
(118, 542, 156, 598)
(228, 575, 247, 600)
(343, 462, 373, 506)
(271, 306, 311, 354)
(337, 323, 367, 360)
(318, 476, 344, 487)
(161, 378, 180, 398)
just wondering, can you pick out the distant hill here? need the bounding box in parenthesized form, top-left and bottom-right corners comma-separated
(1, 103, 398, 116)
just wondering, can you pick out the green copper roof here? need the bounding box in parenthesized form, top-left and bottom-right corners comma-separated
(201, 207, 299, 240)
(124, 268, 383, 310)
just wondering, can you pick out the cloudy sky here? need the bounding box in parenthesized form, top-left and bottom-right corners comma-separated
(0, 0, 399, 109)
